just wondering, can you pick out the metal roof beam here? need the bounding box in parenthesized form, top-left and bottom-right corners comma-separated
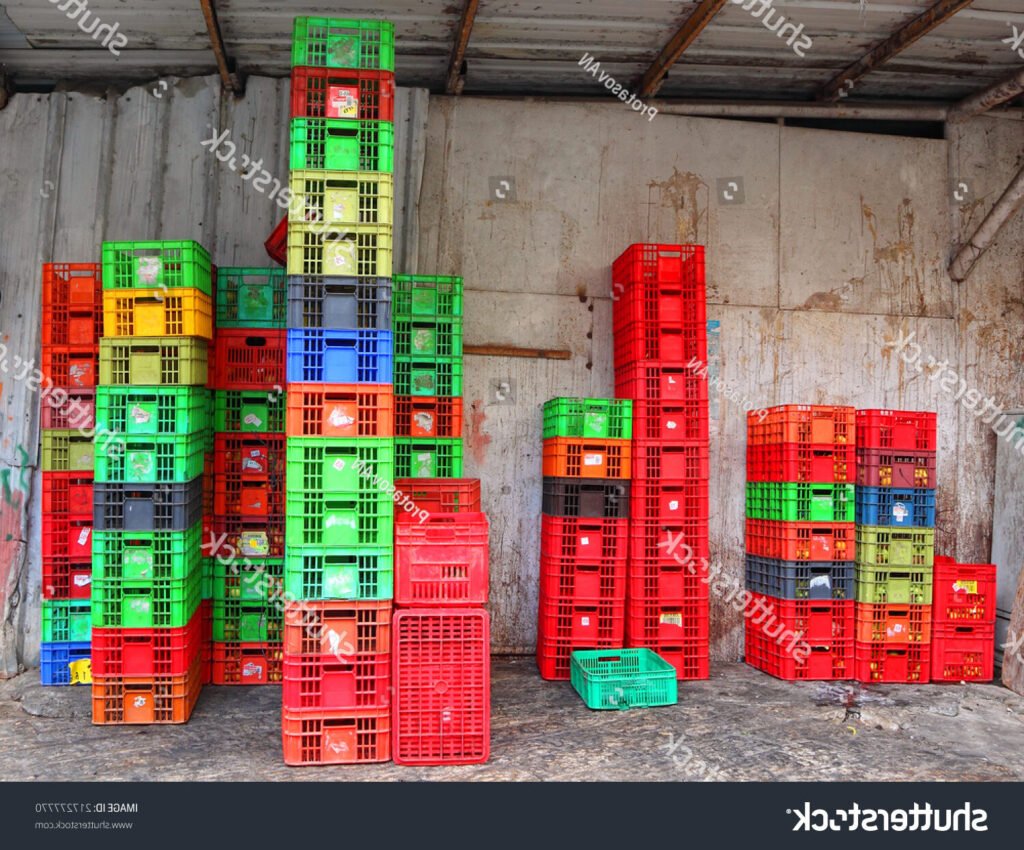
(950, 66, 1024, 119)
(199, 0, 244, 97)
(445, 0, 480, 95)
(639, 0, 727, 98)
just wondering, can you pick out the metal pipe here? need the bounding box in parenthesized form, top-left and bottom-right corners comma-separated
(653, 101, 949, 121)
(950, 67, 1024, 120)
(199, 0, 244, 97)
(949, 163, 1024, 281)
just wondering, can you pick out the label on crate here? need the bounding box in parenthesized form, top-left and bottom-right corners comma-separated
(953, 580, 978, 595)
(333, 458, 348, 471)
(666, 419, 678, 430)
(240, 533, 269, 557)
(328, 407, 356, 429)
(668, 500, 680, 512)
(809, 574, 832, 591)
(242, 660, 266, 680)
(243, 413, 264, 428)
(327, 85, 359, 119)
(73, 574, 92, 588)
(579, 616, 590, 627)
(68, 658, 92, 685)
(580, 536, 590, 546)
(77, 528, 91, 546)
(583, 453, 604, 467)
(887, 623, 907, 638)
(660, 613, 683, 626)
(130, 404, 152, 425)
(892, 502, 909, 522)
(136, 256, 163, 285)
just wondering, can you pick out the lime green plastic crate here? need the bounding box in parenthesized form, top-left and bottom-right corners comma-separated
(289, 170, 394, 228)
(101, 240, 212, 295)
(91, 567, 202, 629)
(99, 337, 209, 386)
(284, 546, 393, 600)
(393, 275, 464, 319)
(211, 559, 283, 603)
(543, 397, 633, 440)
(286, 489, 394, 548)
(855, 564, 933, 605)
(570, 649, 678, 710)
(395, 438, 463, 478)
(214, 390, 286, 433)
(96, 386, 211, 438)
(41, 430, 94, 473)
(855, 526, 935, 569)
(285, 437, 394, 496)
(289, 118, 395, 172)
(745, 482, 854, 523)
(91, 525, 203, 584)
(394, 356, 463, 397)
(286, 221, 392, 279)
(215, 267, 287, 328)
(41, 599, 92, 643)
(292, 17, 395, 71)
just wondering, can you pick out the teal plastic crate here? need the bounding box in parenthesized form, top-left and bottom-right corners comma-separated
(395, 438, 463, 478)
(292, 17, 395, 71)
(289, 118, 395, 172)
(284, 546, 393, 600)
(101, 240, 212, 295)
(570, 649, 678, 710)
(543, 397, 633, 440)
(393, 275, 463, 319)
(214, 390, 286, 433)
(94, 432, 206, 483)
(95, 386, 212, 437)
(215, 267, 287, 328)
(41, 599, 92, 643)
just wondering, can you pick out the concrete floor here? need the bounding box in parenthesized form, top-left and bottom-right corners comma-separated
(2, 658, 1023, 781)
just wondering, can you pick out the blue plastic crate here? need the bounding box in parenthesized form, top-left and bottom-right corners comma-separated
(855, 486, 936, 529)
(40, 641, 91, 686)
(286, 328, 393, 383)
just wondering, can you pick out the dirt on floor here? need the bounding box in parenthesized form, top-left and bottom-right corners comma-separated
(1, 658, 1023, 781)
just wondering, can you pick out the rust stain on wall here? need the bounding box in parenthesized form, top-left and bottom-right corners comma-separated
(648, 168, 708, 244)
(861, 197, 925, 315)
(465, 399, 492, 465)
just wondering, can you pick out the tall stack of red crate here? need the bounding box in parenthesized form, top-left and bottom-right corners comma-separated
(931, 555, 997, 682)
(612, 244, 710, 680)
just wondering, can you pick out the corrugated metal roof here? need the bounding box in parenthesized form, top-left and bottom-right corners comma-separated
(0, 0, 1020, 102)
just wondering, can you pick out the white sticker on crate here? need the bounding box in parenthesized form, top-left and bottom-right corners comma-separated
(583, 453, 604, 466)
(136, 257, 162, 284)
(580, 537, 590, 546)
(328, 407, 355, 428)
(73, 574, 92, 587)
(666, 420, 678, 429)
(243, 413, 264, 427)
(77, 528, 91, 546)
(579, 617, 590, 626)
(893, 502, 909, 521)
(660, 613, 683, 626)
(130, 405, 152, 424)
(809, 575, 831, 590)
(668, 500, 680, 511)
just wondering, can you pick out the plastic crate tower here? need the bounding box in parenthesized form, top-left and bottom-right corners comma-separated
(744, 405, 857, 681)
(854, 409, 937, 684)
(90, 240, 214, 722)
(611, 243, 711, 681)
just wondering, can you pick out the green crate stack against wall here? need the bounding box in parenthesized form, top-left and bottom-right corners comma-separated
(90, 240, 213, 725)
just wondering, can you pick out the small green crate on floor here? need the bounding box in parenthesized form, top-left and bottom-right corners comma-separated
(41, 599, 92, 643)
(41, 430, 94, 473)
(101, 240, 212, 295)
(216, 267, 287, 328)
(286, 489, 394, 548)
(855, 564, 933, 605)
(91, 568, 202, 629)
(543, 397, 633, 440)
(211, 594, 284, 643)
(214, 390, 286, 433)
(393, 315, 463, 358)
(212, 559, 284, 603)
(95, 386, 212, 437)
(289, 118, 395, 172)
(99, 337, 209, 386)
(285, 437, 394, 496)
(91, 525, 203, 584)
(395, 438, 463, 478)
(292, 17, 395, 71)
(393, 275, 464, 319)
(394, 356, 463, 397)
(570, 649, 678, 710)
(745, 482, 854, 523)
(284, 547, 393, 600)
(94, 432, 206, 484)
(856, 526, 935, 569)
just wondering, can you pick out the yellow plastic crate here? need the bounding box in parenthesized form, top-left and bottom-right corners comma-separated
(289, 170, 393, 228)
(102, 287, 213, 339)
(285, 222, 393, 278)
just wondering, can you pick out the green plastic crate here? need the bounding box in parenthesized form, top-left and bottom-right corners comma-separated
(394, 356, 463, 397)
(215, 267, 287, 328)
(286, 489, 394, 548)
(91, 525, 203, 584)
(393, 275, 464, 319)
(201, 556, 214, 600)
(41, 430, 94, 473)
(289, 118, 395, 172)
(292, 17, 395, 71)
(91, 567, 202, 629)
(101, 240, 212, 295)
(284, 546, 393, 600)
(395, 438, 463, 478)
(855, 564, 933, 605)
(855, 526, 935, 569)
(211, 558, 284, 603)
(285, 437, 394, 496)
(393, 315, 463, 358)
(543, 397, 633, 440)
(41, 599, 92, 643)
(95, 386, 211, 437)
(99, 337, 209, 386)
(94, 432, 206, 483)
(211, 582, 284, 642)
(570, 649, 678, 710)
(745, 482, 854, 523)
(214, 390, 286, 433)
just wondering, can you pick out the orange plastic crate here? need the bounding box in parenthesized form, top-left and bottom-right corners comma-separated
(102, 287, 214, 339)
(854, 603, 932, 644)
(747, 404, 855, 447)
(286, 382, 393, 437)
(91, 653, 203, 725)
(211, 642, 284, 685)
(542, 437, 631, 479)
(282, 708, 391, 765)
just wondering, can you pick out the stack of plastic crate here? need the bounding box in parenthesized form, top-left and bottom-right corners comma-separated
(536, 398, 632, 681)
(745, 405, 857, 680)
(854, 409, 937, 684)
(39, 263, 104, 685)
(612, 243, 710, 680)
(210, 268, 288, 684)
(90, 241, 213, 724)
(931, 555, 997, 682)
(393, 275, 464, 478)
(282, 15, 396, 766)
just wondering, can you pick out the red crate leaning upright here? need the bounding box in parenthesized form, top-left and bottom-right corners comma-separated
(612, 243, 710, 681)
(929, 555, 997, 683)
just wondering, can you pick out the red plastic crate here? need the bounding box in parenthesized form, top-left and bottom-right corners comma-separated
(213, 433, 286, 482)
(395, 395, 463, 438)
(394, 478, 481, 516)
(542, 437, 631, 479)
(42, 557, 92, 600)
(627, 641, 710, 681)
(41, 512, 92, 591)
(392, 608, 490, 765)
(265, 215, 287, 266)
(210, 329, 286, 390)
(536, 597, 625, 681)
(211, 514, 285, 559)
(746, 624, 853, 681)
(748, 405, 856, 447)
(613, 252, 705, 329)
(930, 624, 995, 683)
(91, 611, 205, 677)
(742, 595, 854, 643)
(613, 317, 708, 366)
(92, 653, 204, 725)
(282, 708, 391, 765)
(42, 263, 103, 347)
(933, 556, 996, 625)
(628, 519, 710, 567)
(628, 556, 709, 605)
(200, 599, 212, 685)
(614, 361, 709, 408)
(631, 398, 709, 443)
(854, 641, 931, 683)
(856, 448, 936, 488)
(291, 66, 395, 120)
(745, 519, 855, 562)
(540, 555, 627, 606)
(854, 603, 932, 644)
(629, 475, 709, 523)
(626, 596, 710, 647)
(211, 642, 284, 685)
(612, 244, 705, 289)
(746, 441, 856, 484)
(40, 388, 96, 430)
(394, 512, 489, 606)
(284, 600, 391, 655)
(42, 471, 94, 516)
(286, 383, 394, 438)
(41, 344, 100, 388)
(856, 409, 937, 453)
(540, 515, 629, 563)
